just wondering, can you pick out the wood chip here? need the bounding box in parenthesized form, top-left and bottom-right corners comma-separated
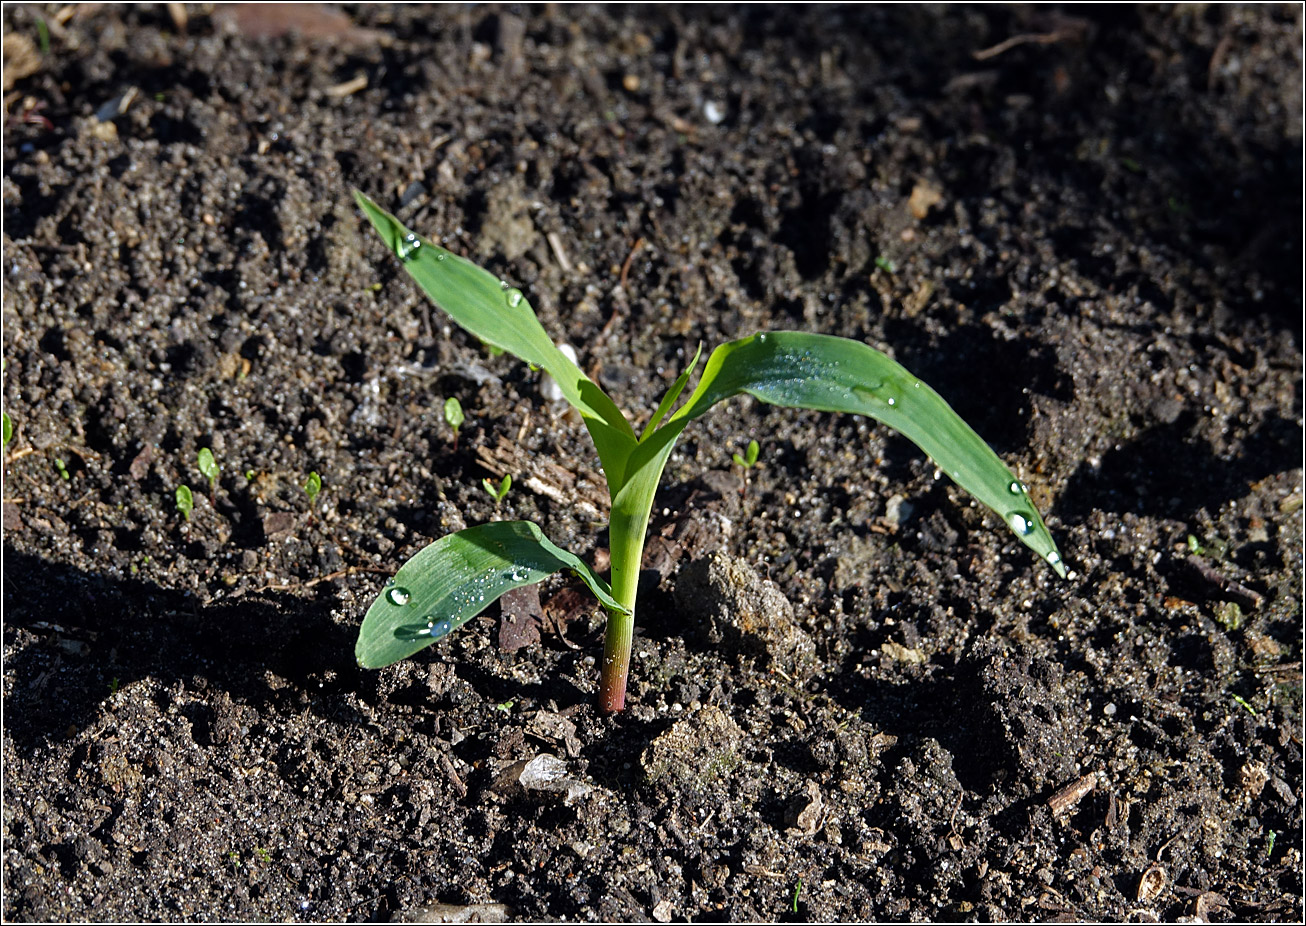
(325, 73, 368, 98)
(1047, 772, 1097, 816)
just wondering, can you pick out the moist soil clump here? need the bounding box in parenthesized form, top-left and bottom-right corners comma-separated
(3, 5, 1302, 921)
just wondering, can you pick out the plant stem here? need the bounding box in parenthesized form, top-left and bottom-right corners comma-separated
(598, 519, 647, 713)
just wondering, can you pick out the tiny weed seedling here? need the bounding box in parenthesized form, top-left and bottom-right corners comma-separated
(53, 457, 70, 480)
(443, 396, 465, 450)
(483, 473, 512, 506)
(732, 438, 760, 498)
(2, 412, 12, 447)
(197, 448, 219, 498)
(352, 191, 1066, 713)
(175, 484, 194, 520)
(304, 471, 323, 506)
(732, 438, 760, 470)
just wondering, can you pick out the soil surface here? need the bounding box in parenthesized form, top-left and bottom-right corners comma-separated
(3, 4, 1302, 922)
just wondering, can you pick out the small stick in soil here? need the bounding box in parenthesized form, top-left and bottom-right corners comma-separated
(546, 231, 572, 272)
(261, 564, 395, 592)
(619, 236, 644, 290)
(1047, 772, 1097, 816)
(440, 752, 467, 797)
(973, 27, 1079, 61)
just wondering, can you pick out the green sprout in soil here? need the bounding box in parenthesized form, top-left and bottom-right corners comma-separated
(443, 396, 465, 450)
(351, 190, 1066, 713)
(483, 473, 512, 506)
(197, 447, 219, 497)
(53, 457, 70, 480)
(304, 471, 322, 506)
(733, 438, 760, 498)
(175, 484, 194, 520)
(732, 438, 760, 470)
(2, 412, 12, 447)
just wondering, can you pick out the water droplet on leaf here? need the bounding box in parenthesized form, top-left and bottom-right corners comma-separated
(1006, 513, 1034, 536)
(386, 586, 412, 606)
(397, 233, 421, 261)
(505, 288, 524, 308)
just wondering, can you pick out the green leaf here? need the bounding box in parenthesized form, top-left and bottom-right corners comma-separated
(353, 191, 637, 480)
(304, 471, 322, 504)
(197, 447, 218, 485)
(639, 344, 703, 443)
(665, 331, 1066, 575)
(175, 485, 193, 520)
(2, 412, 12, 447)
(356, 520, 627, 669)
(733, 439, 760, 468)
(443, 396, 464, 430)
(482, 473, 511, 503)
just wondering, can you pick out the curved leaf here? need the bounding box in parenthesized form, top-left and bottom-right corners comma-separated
(356, 521, 626, 669)
(666, 331, 1066, 575)
(353, 191, 637, 479)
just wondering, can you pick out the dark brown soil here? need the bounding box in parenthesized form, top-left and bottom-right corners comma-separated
(3, 4, 1302, 922)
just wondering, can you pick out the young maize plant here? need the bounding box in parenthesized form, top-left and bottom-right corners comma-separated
(352, 190, 1065, 713)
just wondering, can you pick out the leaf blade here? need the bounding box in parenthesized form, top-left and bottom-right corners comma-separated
(670, 331, 1066, 575)
(353, 190, 636, 463)
(356, 520, 626, 669)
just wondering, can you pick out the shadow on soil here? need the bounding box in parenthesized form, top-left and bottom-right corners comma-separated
(2, 549, 361, 756)
(1058, 410, 1303, 521)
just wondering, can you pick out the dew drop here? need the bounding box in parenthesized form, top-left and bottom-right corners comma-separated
(757, 333, 767, 342)
(1045, 551, 1062, 566)
(435, 253, 446, 262)
(1006, 512, 1034, 536)
(424, 617, 453, 639)
(397, 233, 421, 261)
(386, 586, 412, 606)
(1009, 481, 1027, 495)
(505, 287, 524, 308)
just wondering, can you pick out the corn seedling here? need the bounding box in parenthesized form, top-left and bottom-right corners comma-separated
(351, 191, 1066, 713)
(483, 473, 512, 506)
(444, 396, 465, 450)
(175, 484, 194, 520)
